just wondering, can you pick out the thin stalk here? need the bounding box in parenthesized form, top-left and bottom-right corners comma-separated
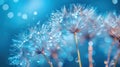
(113, 50, 120, 67)
(25, 58, 30, 67)
(109, 49, 120, 67)
(105, 42, 114, 67)
(42, 53, 53, 67)
(88, 43, 93, 67)
(74, 32, 82, 67)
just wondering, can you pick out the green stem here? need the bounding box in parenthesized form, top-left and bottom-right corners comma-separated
(74, 32, 82, 67)
(42, 53, 53, 67)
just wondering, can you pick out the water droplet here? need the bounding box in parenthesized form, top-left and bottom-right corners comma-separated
(7, 12, 14, 19)
(97, 31, 101, 36)
(75, 57, 79, 63)
(88, 41, 93, 46)
(37, 60, 40, 63)
(37, 32, 40, 34)
(50, 37, 53, 39)
(2, 4, 9, 10)
(37, 59, 45, 64)
(37, 21, 40, 25)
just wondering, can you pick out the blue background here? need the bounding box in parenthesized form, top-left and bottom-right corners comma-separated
(0, 0, 120, 67)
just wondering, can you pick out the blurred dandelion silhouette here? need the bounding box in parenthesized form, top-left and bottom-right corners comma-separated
(104, 13, 120, 67)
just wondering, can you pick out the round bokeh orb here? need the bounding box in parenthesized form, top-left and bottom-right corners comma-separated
(7, 12, 14, 19)
(2, 4, 9, 11)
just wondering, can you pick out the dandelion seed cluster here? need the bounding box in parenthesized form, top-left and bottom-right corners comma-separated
(9, 5, 120, 67)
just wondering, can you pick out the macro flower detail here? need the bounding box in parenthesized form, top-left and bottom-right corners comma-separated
(8, 4, 120, 67)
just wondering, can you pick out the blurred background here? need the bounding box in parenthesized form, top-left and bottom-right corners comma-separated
(0, 0, 120, 67)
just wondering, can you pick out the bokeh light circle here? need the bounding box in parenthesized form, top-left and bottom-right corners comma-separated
(22, 14, 28, 20)
(7, 12, 14, 19)
(2, 4, 9, 11)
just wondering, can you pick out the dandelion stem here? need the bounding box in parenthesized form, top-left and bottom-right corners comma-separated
(105, 42, 114, 67)
(113, 50, 120, 67)
(25, 58, 30, 67)
(42, 53, 53, 67)
(74, 32, 82, 67)
(88, 42, 93, 67)
(109, 49, 120, 67)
